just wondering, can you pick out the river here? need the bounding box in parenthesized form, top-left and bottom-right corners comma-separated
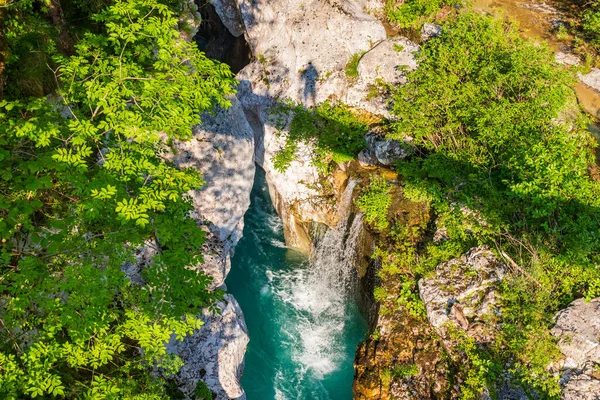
(226, 168, 367, 400)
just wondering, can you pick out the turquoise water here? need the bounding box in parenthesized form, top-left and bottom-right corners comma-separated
(226, 168, 367, 400)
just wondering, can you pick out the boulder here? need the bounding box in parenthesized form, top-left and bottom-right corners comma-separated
(551, 298, 600, 399)
(555, 51, 580, 66)
(419, 246, 506, 342)
(178, 0, 203, 41)
(421, 23, 442, 41)
(578, 68, 600, 94)
(365, 132, 412, 166)
(358, 148, 379, 169)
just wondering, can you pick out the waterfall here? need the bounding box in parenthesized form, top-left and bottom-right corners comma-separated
(311, 179, 364, 295)
(270, 180, 365, 392)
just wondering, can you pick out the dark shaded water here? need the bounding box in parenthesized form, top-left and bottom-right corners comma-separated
(226, 168, 367, 400)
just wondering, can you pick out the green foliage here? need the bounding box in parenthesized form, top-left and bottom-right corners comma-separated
(0, 0, 235, 398)
(373, 286, 389, 302)
(193, 380, 213, 400)
(389, 12, 600, 396)
(583, 2, 600, 48)
(386, 0, 461, 29)
(392, 43, 405, 52)
(271, 100, 368, 174)
(396, 278, 426, 318)
(391, 363, 419, 379)
(345, 51, 365, 78)
(381, 367, 392, 387)
(0, 0, 60, 98)
(356, 177, 392, 230)
(449, 328, 500, 400)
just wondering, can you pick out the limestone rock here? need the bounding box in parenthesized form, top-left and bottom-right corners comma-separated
(172, 294, 249, 400)
(164, 96, 254, 397)
(357, 37, 419, 86)
(178, 0, 202, 41)
(555, 51, 580, 66)
(121, 239, 158, 285)
(172, 96, 255, 279)
(345, 37, 419, 118)
(365, 132, 412, 166)
(358, 148, 379, 168)
(552, 298, 600, 366)
(233, 0, 388, 248)
(433, 226, 449, 244)
(418, 246, 506, 342)
(363, 0, 386, 15)
(421, 23, 442, 41)
(551, 298, 600, 399)
(520, 2, 559, 14)
(197, 221, 230, 290)
(561, 373, 600, 400)
(578, 68, 600, 94)
(210, 0, 245, 37)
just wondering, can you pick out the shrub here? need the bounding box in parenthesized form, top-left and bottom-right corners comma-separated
(194, 381, 213, 400)
(583, 3, 600, 48)
(386, 0, 462, 29)
(389, 12, 600, 395)
(357, 177, 392, 230)
(392, 363, 419, 378)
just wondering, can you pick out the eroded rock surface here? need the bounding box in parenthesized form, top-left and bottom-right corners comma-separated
(172, 96, 255, 287)
(551, 298, 600, 400)
(421, 23, 442, 41)
(210, 0, 245, 37)
(169, 97, 253, 399)
(361, 132, 412, 167)
(419, 246, 506, 343)
(171, 294, 249, 400)
(357, 37, 419, 86)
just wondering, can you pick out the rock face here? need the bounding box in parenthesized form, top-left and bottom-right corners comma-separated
(421, 23, 442, 41)
(178, 0, 203, 41)
(555, 51, 580, 66)
(551, 298, 600, 399)
(346, 36, 419, 118)
(233, 0, 421, 249)
(171, 294, 249, 400)
(419, 246, 506, 343)
(172, 96, 255, 288)
(166, 97, 254, 397)
(357, 37, 419, 87)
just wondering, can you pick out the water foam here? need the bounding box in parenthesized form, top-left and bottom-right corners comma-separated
(269, 180, 366, 388)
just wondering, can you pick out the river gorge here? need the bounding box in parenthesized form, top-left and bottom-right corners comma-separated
(227, 169, 366, 399)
